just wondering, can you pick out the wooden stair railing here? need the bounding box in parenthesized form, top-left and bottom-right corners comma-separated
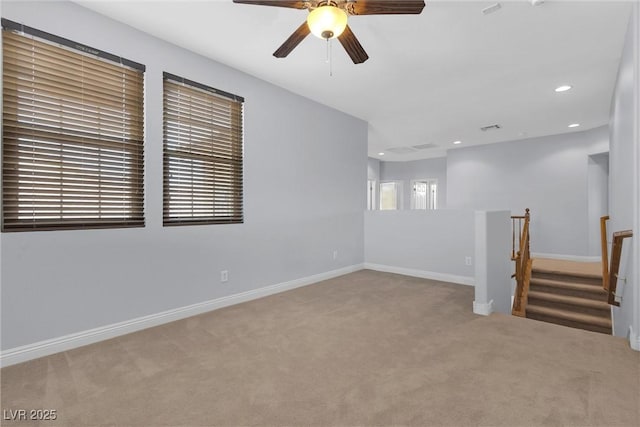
(511, 209, 528, 261)
(511, 209, 531, 317)
(608, 230, 633, 306)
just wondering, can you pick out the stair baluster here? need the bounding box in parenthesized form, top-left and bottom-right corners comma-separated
(511, 208, 531, 317)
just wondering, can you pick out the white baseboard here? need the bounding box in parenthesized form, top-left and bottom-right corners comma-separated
(531, 252, 601, 263)
(473, 300, 494, 316)
(363, 262, 474, 286)
(630, 326, 640, 351)
(0, 264, 364, 368)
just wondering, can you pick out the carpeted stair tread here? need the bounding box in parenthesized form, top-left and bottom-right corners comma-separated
(529, 277, 607, 294)
(531, 267, 601, 281)
(526, 304, 612, 328)
(531, 258, 601, 278)
(527, 290, 610, 311)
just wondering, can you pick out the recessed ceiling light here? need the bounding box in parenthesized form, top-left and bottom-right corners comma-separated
(555, 85, 572, 92)
(378, 152, 385, 155)
(568, 123, 580, 128)
(453, 140, 462, 145)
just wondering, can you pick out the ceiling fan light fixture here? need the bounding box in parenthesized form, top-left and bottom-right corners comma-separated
(307, 5, 348, 40)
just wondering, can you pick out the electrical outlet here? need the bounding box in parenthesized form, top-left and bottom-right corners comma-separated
(333, 250, 338, 260)
(465, 257, 472, 266)
(220, 270, 228, 283)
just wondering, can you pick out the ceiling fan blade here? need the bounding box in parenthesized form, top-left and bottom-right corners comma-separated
(273, 22, 311, 58)
(232, 0, 307, 9)
(346, 0, 425, 15)
(338, 25, 369, 64)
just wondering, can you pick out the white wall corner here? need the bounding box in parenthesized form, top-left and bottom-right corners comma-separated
(611, 306, 616, 335)
(474, 211, 489, 305)
(629, 326, 640, 351)
(0, 263, 364, 368)
(473, 299, 494, 316)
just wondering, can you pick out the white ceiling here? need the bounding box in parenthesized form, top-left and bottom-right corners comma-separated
(75, 0, 632, 161)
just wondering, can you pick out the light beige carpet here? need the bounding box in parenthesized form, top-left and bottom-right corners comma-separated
(1, 270, 638, 426)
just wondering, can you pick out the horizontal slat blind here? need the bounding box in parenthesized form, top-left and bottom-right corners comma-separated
(2, 28, 145, 231)
(163, 74, 244, 225)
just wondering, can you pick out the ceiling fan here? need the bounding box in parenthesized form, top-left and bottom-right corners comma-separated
(232, 0, 426, 64)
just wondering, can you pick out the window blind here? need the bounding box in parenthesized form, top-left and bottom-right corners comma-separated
(2, 22, 145, 231)
(163, 73, 244, 225)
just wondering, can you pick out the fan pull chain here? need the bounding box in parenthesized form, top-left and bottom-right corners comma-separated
(326, 38, 330, 63)
(325, 38, 333, 77)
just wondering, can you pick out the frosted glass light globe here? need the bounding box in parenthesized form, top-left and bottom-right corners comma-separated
(307, 6, 348, 40)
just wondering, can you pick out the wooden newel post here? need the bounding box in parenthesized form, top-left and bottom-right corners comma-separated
(525, 208, 530, 254)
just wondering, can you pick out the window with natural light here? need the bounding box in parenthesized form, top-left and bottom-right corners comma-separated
(1, 20, 145, 231)
(379, 182, 399, 210)
(411, 179, 437, 210)
(163, 73, 244, 226)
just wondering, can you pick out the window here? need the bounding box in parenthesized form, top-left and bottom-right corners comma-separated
(380, 182, 399, 210)
(163, 73, 244, 225)
(411, 179, 437, 210)
(1, 19, 145, 231)
(367, 179, 376, 210)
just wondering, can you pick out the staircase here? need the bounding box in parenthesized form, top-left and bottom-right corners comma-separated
(525, 258, 612, 334)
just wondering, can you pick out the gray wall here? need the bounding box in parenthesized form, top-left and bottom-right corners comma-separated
(0, 1, 367, 350)
(446, 127, 609, 256)
(380, 157, 447, 210)
(364, 210, 474, 280)
(367, 157, 380, 181)
(474, 211, 511, 315)
(608, 6, 638, 339)
(367, 157, 380, 209)
(587, 153, 609, 257)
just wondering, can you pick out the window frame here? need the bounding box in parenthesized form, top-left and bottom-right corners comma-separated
(1, 19, 146, 232)
(162, 72, 244, 226)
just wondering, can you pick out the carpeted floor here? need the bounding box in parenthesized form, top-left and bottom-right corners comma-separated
(1, 270, 639, 426)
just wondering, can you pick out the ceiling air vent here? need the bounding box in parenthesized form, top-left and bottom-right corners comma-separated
(480, 124, 502, 132)
(412, 143, 437, 150)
